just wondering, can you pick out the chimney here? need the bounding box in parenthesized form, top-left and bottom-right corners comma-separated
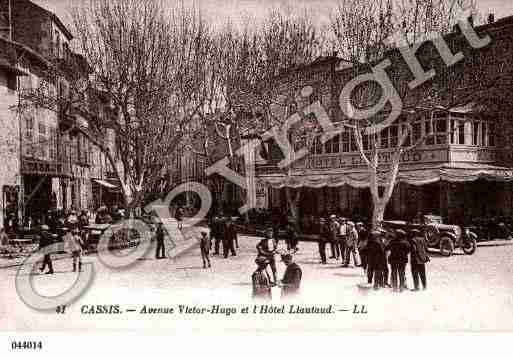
(488, 13, 495, 24)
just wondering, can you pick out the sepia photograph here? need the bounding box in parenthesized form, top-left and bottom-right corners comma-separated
(1, 0, 513, 347)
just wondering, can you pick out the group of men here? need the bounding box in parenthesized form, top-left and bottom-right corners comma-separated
(362, 228, 430, 292)
(317, 215, 363, 267)
(252, 228, 302, 300)
(208, 216, 239, 258)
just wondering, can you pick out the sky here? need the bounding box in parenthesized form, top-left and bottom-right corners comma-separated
(34, 0, 513, 33)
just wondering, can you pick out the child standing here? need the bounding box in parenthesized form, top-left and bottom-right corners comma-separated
(199, 231, 211, 268)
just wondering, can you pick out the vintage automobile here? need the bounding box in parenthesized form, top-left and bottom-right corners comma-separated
(382, 214, 477, 257)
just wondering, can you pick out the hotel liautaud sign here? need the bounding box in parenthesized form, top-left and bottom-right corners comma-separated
(293, 147, 498, 171)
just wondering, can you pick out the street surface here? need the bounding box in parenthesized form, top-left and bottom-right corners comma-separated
(1, 232, 512, 332)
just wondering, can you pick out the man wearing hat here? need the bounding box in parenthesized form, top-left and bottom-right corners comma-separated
(328, 215, 340, 259)
(318, 218, 329, 264)
(256, 228, 278, 284)
(366, 229, 387, 289)
(155, 219, 166, 259)
(252, 256, 272, 300)
(38, 224, 54, 274)
(338, 217, 348, 262)
(386, 229, 411, 292)
(223, 217, 237, 258)
(343, 221, 360, 267)
(356, 223, 369, 274)
(280, 253, 302, 298)
(64, 228, 84, 272)
(408, 229, 430, 291)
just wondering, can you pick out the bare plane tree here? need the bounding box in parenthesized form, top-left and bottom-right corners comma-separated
(330, 0, 480, 228)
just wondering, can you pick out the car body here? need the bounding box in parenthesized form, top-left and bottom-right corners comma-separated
(382, 215, 477, 256)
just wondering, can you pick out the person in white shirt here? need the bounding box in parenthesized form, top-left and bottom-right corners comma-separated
(64, 228, 83, 272)
(338, 217, 348, 263)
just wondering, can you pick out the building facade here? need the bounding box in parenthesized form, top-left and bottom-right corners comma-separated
(249, 15, 513, 229)
(0, 0, 119, 230)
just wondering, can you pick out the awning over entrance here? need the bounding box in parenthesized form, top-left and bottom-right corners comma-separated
(261, 164, 513, 189)
(93, 179, 118, 189)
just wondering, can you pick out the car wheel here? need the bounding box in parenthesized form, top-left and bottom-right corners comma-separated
(462, 234, 477, 255)
(439, 236, 454, 256)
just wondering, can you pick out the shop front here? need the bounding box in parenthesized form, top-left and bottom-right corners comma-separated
(260, 144, 513, 230)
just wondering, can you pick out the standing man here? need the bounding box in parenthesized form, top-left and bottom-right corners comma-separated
(256, 228, 278, 284)
(343, 221, 360, 267)
(338, 217, 348, 263)
(318, 218, 329, 264)
(386, 229, 410, 292)
(213, 216, 224, 255)
(280, 253, 302, 298)
(356, 222, 369, 275)
(409, 229, 430, 291)
(199, 231, 211, 268)
(223, 218, 237, 258)
(209, 215, 220, 253)
(63, 228, 83, 272)
(155, 219, 166, 259)
(329, 215, 340, 259)
(252, 256, 272, 300)
(38, 224, 54, 274)
(175, 205, 184, 231)
(366, 230, 387, 289)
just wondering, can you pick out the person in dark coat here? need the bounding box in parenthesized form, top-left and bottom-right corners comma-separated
(213, 216, 224, 255)
(222, 218, 237, 258)
(356, 223, 369, 275)
(256, 228, 277, 284)
(199, 231, 211, 268)
(366, 230, 387, 289)
(386, 229, 411, 292)
(155, 220, 166, 259)
(280, 253, 302, 298)
(409, 229, 430, 290)
(38, 224, 54, 274)
(318, 218, 329, 264)
(252, 256, 272, 300)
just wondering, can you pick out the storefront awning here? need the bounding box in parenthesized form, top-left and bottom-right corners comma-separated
(261, 164, 513, 189)
(93, 179, 118, 189)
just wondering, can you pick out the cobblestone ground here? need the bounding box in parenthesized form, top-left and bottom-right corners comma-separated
(0, 234, 512, 332)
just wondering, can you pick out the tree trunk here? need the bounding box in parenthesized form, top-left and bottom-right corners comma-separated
(285, 187, 301, 225)
(372, 200, 386, 229)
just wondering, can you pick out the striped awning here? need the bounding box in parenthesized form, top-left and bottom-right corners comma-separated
(260, 164, 513, 189)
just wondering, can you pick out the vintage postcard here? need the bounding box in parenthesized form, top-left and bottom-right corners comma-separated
(1, 0, 513, 345)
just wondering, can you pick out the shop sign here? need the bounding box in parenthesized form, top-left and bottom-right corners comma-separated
(295, 149, 449, 170)
(450, 148, 496, 163)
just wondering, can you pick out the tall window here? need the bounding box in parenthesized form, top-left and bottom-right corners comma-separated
(458, 121, 465, 144)
(481, 122, 487, 146)
(55, 31, 61, 58)
(412, 121, 422, 145)
(435, 117, 448, 144)
(341, 131, 350, 153)
(324, 134, 340, 154)
(390, 125, 398, 147)
(24, 116, 34, 156)
(472, 121, 479, 145)
(49, 127, 57, 160)
(425, 119, 434, 145)
(489, 123, 495, 146)
(381, 127, 389, 148)
(38, 122, 47, 159)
